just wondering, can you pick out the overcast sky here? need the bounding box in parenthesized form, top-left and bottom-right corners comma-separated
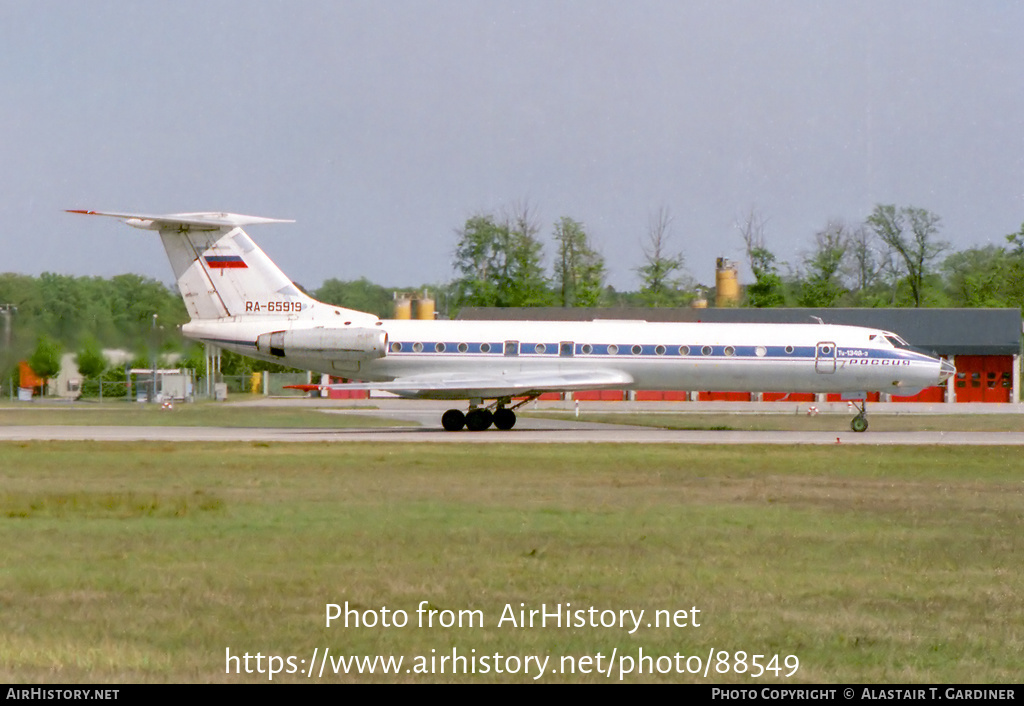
(2, 1, 1022, 294)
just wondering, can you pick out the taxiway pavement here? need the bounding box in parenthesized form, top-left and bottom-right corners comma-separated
(3, 398, 1024, 445)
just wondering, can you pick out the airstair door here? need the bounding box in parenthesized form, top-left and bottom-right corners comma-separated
(815, 341, 837, 374)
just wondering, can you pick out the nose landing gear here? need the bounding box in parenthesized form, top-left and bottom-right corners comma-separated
(850, 399, 869, 432)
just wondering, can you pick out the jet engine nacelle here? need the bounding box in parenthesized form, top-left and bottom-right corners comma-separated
(256, 327, 388, 361)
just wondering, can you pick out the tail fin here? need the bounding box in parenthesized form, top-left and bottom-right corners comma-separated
(69, 210, 375, 324)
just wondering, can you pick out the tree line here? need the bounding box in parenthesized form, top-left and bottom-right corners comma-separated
(3, 202, 1023, 387)
(450, 202, 1024, 313)
(741, 205, 1024, 310)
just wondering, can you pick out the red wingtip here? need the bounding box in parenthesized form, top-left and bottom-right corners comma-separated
(283, 384, 323, 392)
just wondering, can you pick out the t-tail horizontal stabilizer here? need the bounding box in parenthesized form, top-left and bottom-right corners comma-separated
(66, 210, 294, 229)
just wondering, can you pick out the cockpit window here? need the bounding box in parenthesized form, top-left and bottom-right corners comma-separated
(884, 335, 910, 349)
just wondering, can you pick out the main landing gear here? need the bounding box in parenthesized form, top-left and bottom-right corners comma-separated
(850, 399, 869, 433)
(440, 397, 536, 432)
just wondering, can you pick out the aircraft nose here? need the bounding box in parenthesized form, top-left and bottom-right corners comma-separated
(939, 358, 956, 383)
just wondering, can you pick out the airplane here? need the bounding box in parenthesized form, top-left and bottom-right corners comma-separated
(70, 210, 956, 432)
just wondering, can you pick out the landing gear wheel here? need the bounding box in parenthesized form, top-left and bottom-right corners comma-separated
(493, 408, 517, 430)
(441, 409, 466, 432)
(465, 408, 494, 431)
(849, 398, 869, 433)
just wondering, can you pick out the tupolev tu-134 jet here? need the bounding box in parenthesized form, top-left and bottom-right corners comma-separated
(71, 210, 955, 432)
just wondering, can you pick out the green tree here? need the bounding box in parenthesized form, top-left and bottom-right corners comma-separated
(746, 249, 786, 307)
(738, 208, 785, 308)
(451, 207, 552, 310)
(452, 214, 507, 308)
(28, 336, 62, 394)
(844, 225, 888, 305)
(315, 278, 394, 318)
(942, 244, 1024, 309)
(36, 273, 82, 342)
(107, 274, 187, 350)
(636, 207, 689, 307)
(1006, 222, 1024, 257)
(866, 205, 948, 307)
(505, 204, 552, 307)
(76, 336, 108, 378)
(553, 217, 606, 307)
(798, 222, 849, 307)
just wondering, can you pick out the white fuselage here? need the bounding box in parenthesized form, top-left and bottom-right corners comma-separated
(184, 316, 950, 399)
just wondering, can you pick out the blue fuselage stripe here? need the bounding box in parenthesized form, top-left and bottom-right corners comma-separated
(385, 342, 922, 362)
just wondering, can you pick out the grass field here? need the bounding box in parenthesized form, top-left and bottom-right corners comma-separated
(0, 403, 404, 429)
(1, 442, 1021, 683)
(527, 410, 1024, 432)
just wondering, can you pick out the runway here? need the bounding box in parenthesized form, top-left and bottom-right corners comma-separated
(3, 399, 1024, 444)
(4, 426, 1024, 444)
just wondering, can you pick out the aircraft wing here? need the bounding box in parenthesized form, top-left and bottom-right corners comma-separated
(287, 369, 634, 400)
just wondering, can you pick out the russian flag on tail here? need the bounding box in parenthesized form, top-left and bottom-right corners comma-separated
(204, 255, 247, 269)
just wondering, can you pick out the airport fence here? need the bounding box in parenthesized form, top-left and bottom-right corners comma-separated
(194, 372, 313, 398)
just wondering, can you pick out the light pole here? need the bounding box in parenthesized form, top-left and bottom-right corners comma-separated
(150, 314, 158, 403)
(1, 305, 16, 400)
(0, 305, 14, 349)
